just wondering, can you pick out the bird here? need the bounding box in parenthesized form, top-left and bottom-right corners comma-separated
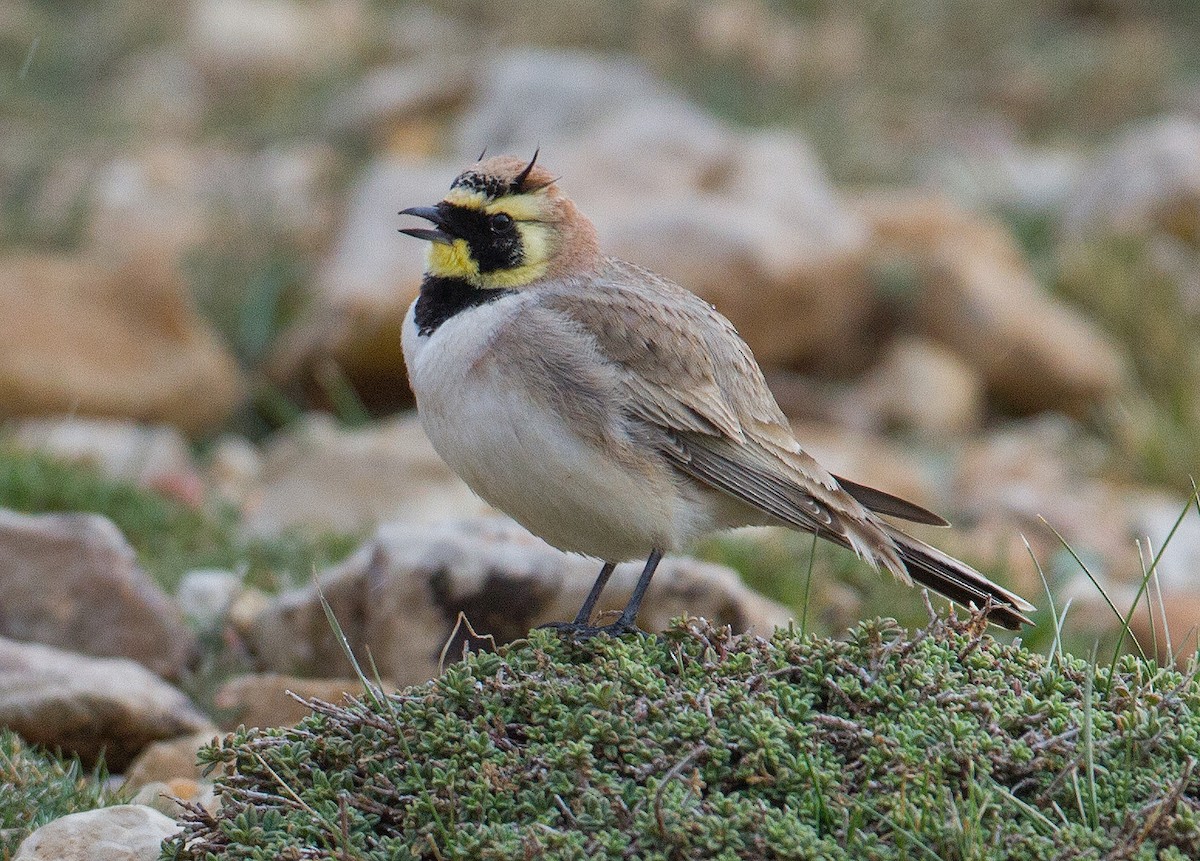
(398, 151, 1036, 636)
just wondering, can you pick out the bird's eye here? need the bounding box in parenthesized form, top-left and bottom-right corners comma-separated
(491, 213, 514, 232)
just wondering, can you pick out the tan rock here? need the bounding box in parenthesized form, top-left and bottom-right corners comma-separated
(243, 412, 488, 536)
(14, 805, 180, 861)
(213, 673, 393, 729)
(187, 0, 365, 81)
(0, 255, 244, 434)
(847, 337, 985, 436)
(326, 56, 475, 140)
(122, 730, 222, 790)
(952, 416, 1140, 601)
(0, 638, 214, 770)
(600, 197, 872, 371)
(854, 191, 1128, 415)
(789, 421, 945, 518)
(1127, 593, 1200, 666)
(279, 52, 877, 400)
(247, 517, 792, 687)
(0, 510, 196, 678)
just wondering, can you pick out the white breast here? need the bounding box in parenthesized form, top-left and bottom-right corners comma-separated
(401, 296, 709, 561)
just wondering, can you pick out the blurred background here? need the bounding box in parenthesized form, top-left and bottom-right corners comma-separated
(3, 0, 1200, 669)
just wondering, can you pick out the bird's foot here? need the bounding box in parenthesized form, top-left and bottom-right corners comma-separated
(536, 619, 644, 640)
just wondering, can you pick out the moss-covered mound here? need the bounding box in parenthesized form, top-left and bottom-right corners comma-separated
(170, 617, 1199, 860)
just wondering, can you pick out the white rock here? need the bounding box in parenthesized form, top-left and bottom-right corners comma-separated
(14, 805, 180, 861)
(187, 0, 364, 80)
(176, 569, 243, 630)
(8, 417, 194, 486)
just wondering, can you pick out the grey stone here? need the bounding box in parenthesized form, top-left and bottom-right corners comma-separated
(0, 638, 214, 770)
(0, 510, 196, 678)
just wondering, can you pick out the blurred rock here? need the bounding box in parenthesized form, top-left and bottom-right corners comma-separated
(0, 255, 245, 434)
(248, 517, 792, 687)
(213, 673, 393, 729)
(280, 51, 878, 395)
(243, 412, 488, 536)
(187, 0, 365, 81)
(450, 50, 874, 371)
(1126, 493, 1200, 593)
(854, 191, 1127, 415)
(601, 198, 871, 369)
(176, 570, 243, 630)
(920, 127, 1083, 217)
(1127, 593, 1200, 665)
(109, 48, 207, 136)
(130, 779, 220, 819)
(0, 638, 213, 770)
(8, 417, 196, 487)
(847, 337, 985, 436)
(267, 158, 458, 406)
(13, 805, 180, 861)
(327, 56, 474, 140)
(123, 730, 221, 791)
(453, 49, 694, 157)
(952, 416, 1137, 597)
(90, 142, 337, 263)
(206, 434, 262, 507)
(0, 510, 196, 678)
(1063, 116, 1200, 242)
(382, 5, 473, 60)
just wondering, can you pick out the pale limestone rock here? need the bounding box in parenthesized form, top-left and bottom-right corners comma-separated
(129, 779, 220, 818)
(848, 337, 985, 436)
(14, 805, 180, 861)
(1063, 116, 1200, 241)
(176, 570, 243, 630)
(187, 0, 365, 81)
(122, 730, 222, 791)
(853, 191, 1127, 415)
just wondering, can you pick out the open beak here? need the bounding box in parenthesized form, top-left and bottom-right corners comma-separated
(398, 205, 454, 245)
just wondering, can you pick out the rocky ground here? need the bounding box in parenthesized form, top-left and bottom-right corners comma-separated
(2, 1, 1200, 857)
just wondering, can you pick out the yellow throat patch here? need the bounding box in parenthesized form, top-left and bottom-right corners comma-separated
(424, 189, 554, 289)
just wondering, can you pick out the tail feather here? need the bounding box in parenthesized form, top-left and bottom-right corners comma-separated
(880, 523, 1036, 630)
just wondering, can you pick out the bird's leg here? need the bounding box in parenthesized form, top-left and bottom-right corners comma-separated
(601, 549, 664, 635)
(574, 561, 617, 624)
(537, 561, 616, 635)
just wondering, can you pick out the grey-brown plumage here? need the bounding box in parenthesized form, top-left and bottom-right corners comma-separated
(400, 154, 1036, 633)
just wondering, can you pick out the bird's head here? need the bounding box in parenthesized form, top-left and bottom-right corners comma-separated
(399, 151, 599, 290)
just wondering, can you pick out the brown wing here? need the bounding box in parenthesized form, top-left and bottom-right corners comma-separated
(534, 260, 1036, 628)
(536, 260, 906, 571)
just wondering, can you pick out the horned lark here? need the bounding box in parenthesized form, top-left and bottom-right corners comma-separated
(400, 152, 1035, 634)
